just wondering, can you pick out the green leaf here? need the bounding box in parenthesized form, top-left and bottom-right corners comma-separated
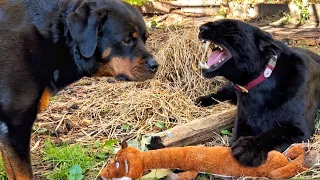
(50, 96, 58, 101)
(37, 128, 47, 134)
(101, 139, 118, 153)
(69, 165, 83, 175)
(220, 130, 232, 136)
(103, 107, 110, 113)
(127, 135, 151, 152)
(315, 109, 320, 129)
(96, 153, 108, 160)
(121, 124, 130, 130)
(151, 20, 157, 28)
(155, 121, 164, 129)
(94, 139, 100, 149)
(102, 139, 118, 147)
(75, 174, 84, 180)
(68, 175, 76, 180)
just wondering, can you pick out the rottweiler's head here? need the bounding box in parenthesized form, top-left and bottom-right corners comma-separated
(66, 0, 158, 82)
(198, 19, 281, 84)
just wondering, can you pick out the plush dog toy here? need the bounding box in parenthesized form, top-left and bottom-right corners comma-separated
(99, 140, 319, 180)
(38, 88, 51, 112)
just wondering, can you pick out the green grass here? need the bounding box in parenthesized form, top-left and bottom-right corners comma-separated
(42, 140, 113, 180)
(0, 158, 7, 180)
(124, 0, 148, 6)
(315, 109, 320, 129)
(0, 139, 116, 180)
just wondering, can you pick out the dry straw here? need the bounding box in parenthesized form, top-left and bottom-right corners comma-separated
(37, 27, 231, 144)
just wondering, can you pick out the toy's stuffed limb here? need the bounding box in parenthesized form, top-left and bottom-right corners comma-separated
(38, 88, 51, 112)
(283, 143, 308, 160)
(269, 150, 319, 179)
(269, 154, 306, 179)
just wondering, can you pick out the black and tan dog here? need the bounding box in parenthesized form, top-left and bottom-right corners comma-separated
(196, 19, 320, 167)
(0, 0, 158, 179)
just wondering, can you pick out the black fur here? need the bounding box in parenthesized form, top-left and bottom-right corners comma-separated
(197, 19, 320, 167)
(0, 0, 157, 178)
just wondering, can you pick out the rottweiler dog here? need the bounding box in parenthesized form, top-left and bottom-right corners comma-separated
(0, 0, 158, 179)
(196, 19, 320, 167)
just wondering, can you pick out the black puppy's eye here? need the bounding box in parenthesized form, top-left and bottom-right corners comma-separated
(122, 37, 132, 45)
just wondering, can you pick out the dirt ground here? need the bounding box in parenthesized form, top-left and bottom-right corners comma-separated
(24, 13, 320, 179)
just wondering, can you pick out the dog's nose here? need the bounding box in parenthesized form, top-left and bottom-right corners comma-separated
(199, 25, 209, 32)
(146, 58, 159, 72)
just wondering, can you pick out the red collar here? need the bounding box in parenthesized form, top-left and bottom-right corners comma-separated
(233, 55, 278, 93)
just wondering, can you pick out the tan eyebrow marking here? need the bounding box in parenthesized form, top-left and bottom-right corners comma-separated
(102, 48, 112, 59)
(132, 32, 139, 39)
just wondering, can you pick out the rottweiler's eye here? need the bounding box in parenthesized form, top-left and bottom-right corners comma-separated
(122, 37, 132, 45)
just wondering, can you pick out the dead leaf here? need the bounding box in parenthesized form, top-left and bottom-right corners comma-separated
(140, 169, 173, 180)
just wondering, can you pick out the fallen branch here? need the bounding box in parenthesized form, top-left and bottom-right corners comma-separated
(150, 107, 237, 147)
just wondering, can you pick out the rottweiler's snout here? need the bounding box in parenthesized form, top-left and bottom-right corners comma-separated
(146, 58, 159, 72)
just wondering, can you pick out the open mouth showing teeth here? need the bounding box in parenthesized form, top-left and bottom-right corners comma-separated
(199, 39, 231, 70)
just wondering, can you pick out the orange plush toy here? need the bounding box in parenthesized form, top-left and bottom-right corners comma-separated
(99, 140, 319, 180)
(38, 88, 51, 112)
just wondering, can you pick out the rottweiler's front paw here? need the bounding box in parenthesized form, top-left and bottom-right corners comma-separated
(194, 95, 218, 107)
(231, 136, 267, 167)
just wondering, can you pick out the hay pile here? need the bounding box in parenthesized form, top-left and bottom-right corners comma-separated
(36, 27, 230, 145)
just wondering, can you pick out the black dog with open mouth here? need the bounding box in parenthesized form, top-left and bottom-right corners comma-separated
(0, 0, 158, 179)
(196, 19, 320, 167)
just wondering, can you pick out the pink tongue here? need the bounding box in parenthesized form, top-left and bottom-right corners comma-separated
(208, 50, 227, 67)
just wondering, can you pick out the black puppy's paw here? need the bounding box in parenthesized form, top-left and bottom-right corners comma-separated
(231, 136, 268, 167)
(194, 95, 218, 107)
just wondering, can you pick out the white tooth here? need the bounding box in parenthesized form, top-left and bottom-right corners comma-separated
(199, 61, 203, 67)
(219, 60, 221, 63)
(218, 46, 223, 51)
(205, 41, 210, 52)
(204, 62, 209, 69)
(222, 58, 225, 61)
(199, 61, 205, 69)
(201, 39, 205, 43)
(214, 44, 218, 48)
(201, 41, 211, 63)
(199, 61, 209, 69)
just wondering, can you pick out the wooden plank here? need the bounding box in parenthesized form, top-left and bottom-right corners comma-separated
(151, 107, 237, 147)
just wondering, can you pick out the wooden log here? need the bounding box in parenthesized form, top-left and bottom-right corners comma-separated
(150, 107, 237, 148)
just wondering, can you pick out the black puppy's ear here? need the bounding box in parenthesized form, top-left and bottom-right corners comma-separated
(66, 2, 108, 58)
(254, 27, 282, 53)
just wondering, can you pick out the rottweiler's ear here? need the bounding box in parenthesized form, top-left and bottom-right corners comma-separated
(254, 28, 282, 53)
(66, 2, 108, 58)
